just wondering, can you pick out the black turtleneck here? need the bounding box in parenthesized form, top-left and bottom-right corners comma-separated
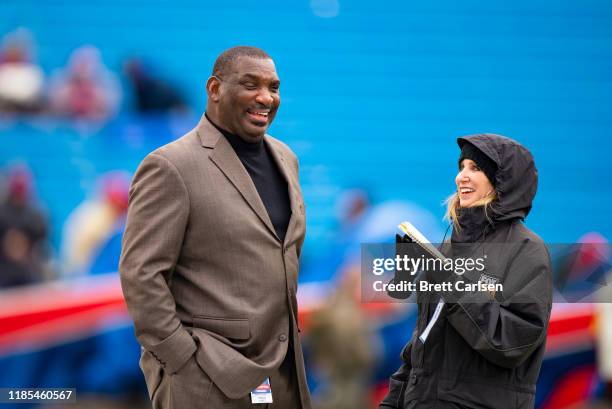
(206, 113, 291, 242)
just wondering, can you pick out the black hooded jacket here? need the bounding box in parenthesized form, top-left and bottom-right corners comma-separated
(380, 134, 553, 409)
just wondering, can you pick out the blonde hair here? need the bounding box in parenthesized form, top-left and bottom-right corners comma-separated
(444, 191, 497, 230)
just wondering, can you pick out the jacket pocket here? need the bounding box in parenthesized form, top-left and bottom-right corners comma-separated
(170, 355, 213, 406)
(192, 316, 250, 340)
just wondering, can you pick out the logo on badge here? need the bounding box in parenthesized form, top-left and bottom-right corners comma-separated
(478, 273, 500, 298)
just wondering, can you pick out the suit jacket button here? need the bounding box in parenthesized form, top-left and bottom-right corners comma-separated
(278, 334, 287, 342)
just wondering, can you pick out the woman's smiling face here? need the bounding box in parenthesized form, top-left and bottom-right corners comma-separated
(456, 159, 494, 208)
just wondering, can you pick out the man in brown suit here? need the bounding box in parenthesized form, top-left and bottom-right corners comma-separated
(120, 46, 311, 408)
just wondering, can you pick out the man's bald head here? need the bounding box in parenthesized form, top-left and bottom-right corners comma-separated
(212, 46, 272, 78)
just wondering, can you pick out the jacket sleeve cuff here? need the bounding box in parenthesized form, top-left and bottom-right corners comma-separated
(378, 378, 407, 409)
(147, 326, 197, 374)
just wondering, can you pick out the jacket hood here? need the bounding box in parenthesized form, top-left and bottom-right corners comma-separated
(457, 133, 538, 223)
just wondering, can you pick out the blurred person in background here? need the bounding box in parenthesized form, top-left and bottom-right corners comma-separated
(0, 28, 45, 114)
(0, 164, 50, 287)
(380, 134, 552, 409)
(597, 299, 612, 405)
(590, 234, 612, 405)
(49, 45, 121, 121)
(308, 270, 376, 409)
(87, 218, 126, 276)
(61, 171, 130, 276)
(303, 188, 441, 408)
(123, 57, 188, 114)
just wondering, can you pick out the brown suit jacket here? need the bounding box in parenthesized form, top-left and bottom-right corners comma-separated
(119, 115, 311, 408)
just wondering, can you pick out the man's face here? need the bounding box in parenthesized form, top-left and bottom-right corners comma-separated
(215, 57, 280, 142)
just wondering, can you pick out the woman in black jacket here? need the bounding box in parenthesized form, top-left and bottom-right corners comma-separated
(380, 134, 553, 409)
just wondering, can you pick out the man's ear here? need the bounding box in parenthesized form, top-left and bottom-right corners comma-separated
(206, 76, 221, 102)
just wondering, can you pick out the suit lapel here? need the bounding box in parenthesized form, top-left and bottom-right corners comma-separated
(197, 116, 278, 240)
(265, 138, 300, 246)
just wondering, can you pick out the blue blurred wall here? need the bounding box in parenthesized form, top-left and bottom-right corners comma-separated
(1, 0, 611, 255)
